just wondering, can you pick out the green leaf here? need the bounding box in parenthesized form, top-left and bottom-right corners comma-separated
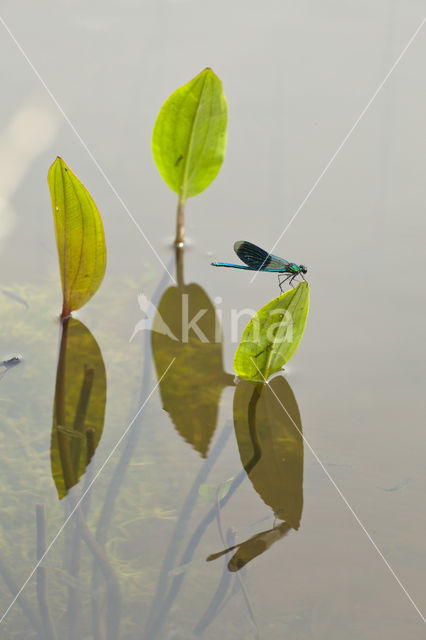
(48, 157, 106, 317)
(51, 317, 106, 499)
(234, 282, 309, 382)
(152, 68, 228, 200)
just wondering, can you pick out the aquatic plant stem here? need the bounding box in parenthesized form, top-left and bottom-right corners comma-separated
(71, 365, 95, 472)
(92, 258, 172, 542)
(246, 383, 263, 473)
(61, 301, 71, 319)
(65, 366, 96, 637)
(0, 556, 42, 635)
(36, 505, 57, 640)
(175, 244, 184, 288)
(91, 258, 173, 638)
(147, 385, 265, 638)
(193, 528, 233, 636)
(67, 491, 120, 640)
(55, 317, 77, 492)
(145, 422, 233, 639)
(175, 197, 185, 246)
(85, 428, 96, 465)
(146, 466, 247, 640)
(214, 497, 258, 637)
(67, 522, 81, 640)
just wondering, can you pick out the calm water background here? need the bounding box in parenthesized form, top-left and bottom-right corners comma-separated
(0, 1, 425, 638)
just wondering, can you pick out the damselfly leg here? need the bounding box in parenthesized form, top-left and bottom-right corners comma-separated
(278, 273, 292, 292)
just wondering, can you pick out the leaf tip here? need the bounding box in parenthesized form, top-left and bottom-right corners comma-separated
(203, 67, 222, 83)
(49, 156, 66, 176)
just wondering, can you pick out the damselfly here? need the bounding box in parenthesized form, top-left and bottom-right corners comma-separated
(211, 241, 308, 291)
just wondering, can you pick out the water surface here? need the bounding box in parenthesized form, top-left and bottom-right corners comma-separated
(0, 2, 425, 638)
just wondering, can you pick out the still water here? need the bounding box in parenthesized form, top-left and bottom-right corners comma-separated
(0, 1, 426, 638)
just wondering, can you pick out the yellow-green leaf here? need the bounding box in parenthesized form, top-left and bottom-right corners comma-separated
(152, 68, 228, 200)
(48, 157, 106, 317)
(234, 282, 309, 381)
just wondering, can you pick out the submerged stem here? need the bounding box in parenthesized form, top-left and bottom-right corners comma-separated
(55, 317, 76, 492)
(36, 504, 57, 640)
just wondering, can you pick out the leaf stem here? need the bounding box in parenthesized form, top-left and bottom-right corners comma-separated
(175, 244, 184, 288)
(245, 384, 263, 474)
(175, 197, 185, 246)
(55, 317, 77, 492)
(61, 300, 71, 320)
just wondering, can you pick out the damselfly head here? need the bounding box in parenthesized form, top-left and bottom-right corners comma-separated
(299, 265, 307, 274)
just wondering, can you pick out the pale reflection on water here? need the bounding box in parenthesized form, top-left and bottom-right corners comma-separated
(0, 95, 60, 253)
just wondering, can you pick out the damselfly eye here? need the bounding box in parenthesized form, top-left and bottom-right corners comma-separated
(300, 265, 307, 274)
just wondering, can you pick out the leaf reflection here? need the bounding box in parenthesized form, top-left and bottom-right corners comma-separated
(51, 317, 106, 499)
(204, 375, 303, 579)
(233, 375, 303, 529)
(207, 521, 292, 572)
(152, 247, 234, 457)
